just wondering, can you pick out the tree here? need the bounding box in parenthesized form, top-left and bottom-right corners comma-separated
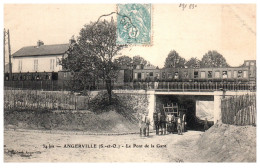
(185, 57, 201, 68)
(61, 18, 125, 104)
(164, 50, 186, 68)
(60, 39, 97, 92)
(115, 55, 154, 69)
(114, 55, 133, 69)
(200, 50, 229, 68)
(133, 55, 148, 67)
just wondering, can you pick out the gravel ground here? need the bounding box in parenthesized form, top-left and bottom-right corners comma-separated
(5, 123, 255, 162)
(4, 130, 205, 162)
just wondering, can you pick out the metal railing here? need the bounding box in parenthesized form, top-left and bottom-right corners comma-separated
(4, 81, 256, 92)
(101, 82, 256, 92)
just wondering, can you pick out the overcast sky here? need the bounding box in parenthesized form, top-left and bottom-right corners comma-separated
(4, 4, 256, 68)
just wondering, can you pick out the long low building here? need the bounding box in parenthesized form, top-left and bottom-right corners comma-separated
(12, 40, 71, 73)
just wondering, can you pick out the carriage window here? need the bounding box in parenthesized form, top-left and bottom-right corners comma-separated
(183, 71, 188, 78)
(174, 72, 178, 79)
(146, 72, 149, 77)
(138, 73, 141, 79)
(168, 73, 172, 79)
(238, 70, 242, 78)
(200, 71, 205, 78)
(141, 72, 145, 79)
(149, 72, 153, 76)
(243, 71, 248, 78)
(194, 71, 198, 78)
(215, 71, 220, 78)
(228, 71, 232, 78)
(233, 71, 237, 78)
(222, 71, 227, 79)
(64, 72, 67, 78)
(250, 72, 253, 77)
(246, 62, 249, 66)
(208, 71, 212, 78)
(134, 72, 137, 79)
(162, 72, 166, 78)
(250, 62, 255, 66)
(156, 73, 159, 77)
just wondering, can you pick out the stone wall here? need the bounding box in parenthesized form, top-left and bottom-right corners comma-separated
(116, 93, 149, 116)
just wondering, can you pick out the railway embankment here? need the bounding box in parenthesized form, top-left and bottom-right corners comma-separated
(4, 91, 149, 133)
(4, 109, 139, 133)
(196, 123, 256, 162)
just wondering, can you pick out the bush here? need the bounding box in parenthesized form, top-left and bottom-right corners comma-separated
(88, 91, 137, 122)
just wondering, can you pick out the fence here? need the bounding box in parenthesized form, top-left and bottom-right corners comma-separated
(4, 80, 69, 91)
(5, 80, 256, 92)
(221, 93, 256, 126)
(4, 89, 90, 110)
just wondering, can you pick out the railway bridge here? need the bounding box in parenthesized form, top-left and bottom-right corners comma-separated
(114, 88, 255, 127)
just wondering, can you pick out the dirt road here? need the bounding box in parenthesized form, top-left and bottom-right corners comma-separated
(4, 129, 205, 162)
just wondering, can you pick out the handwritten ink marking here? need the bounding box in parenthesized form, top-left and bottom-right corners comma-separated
(179, 3, 187, 11)
(189, 4, 197, 9)
(179, 3, 197, 11)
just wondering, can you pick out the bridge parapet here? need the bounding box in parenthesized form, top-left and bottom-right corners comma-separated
(113, 81, 256, 92)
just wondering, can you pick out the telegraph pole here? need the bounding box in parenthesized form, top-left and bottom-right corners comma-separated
(3, 29, 5, 74)
(7, 29, 12, 81)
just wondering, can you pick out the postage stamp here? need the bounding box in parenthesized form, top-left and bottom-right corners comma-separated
(116, 4, 151, 45)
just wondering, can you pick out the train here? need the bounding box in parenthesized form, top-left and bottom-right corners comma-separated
(4, 60, 256, 90)
(132, 60, 256, 84)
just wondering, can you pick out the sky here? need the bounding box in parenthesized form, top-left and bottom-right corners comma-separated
(4, 4, 256, 68)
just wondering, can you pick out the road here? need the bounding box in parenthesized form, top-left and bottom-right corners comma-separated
(4, 129, 206, 162)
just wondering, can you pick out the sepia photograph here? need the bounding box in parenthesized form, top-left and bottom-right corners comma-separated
(2, 2, 257, 163)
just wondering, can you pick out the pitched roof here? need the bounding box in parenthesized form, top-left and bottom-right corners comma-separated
(12, 43, 70, 57)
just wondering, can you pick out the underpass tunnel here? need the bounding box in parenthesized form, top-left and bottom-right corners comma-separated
(156, 95, 214, 131)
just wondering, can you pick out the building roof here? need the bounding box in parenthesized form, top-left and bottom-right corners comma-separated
(143, 65, 157, 69)
(12, 43, 70, 57)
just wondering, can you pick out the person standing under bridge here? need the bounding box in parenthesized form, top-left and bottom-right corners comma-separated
(204, 118, 209, 131)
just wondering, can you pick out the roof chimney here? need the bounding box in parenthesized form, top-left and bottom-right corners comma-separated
(37, 40, 44, 47)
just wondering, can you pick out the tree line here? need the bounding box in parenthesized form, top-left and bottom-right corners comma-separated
(164, 50, 230, 69)
(116, 50, 230, 69)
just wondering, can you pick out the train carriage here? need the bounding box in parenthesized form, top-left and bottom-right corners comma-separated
(132, 61, 254, 84)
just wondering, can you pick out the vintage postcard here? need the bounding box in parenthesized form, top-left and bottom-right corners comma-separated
(3, 3, 256, 163)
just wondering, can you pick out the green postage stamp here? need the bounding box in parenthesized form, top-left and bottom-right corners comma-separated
(116, 4, 151, 45)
